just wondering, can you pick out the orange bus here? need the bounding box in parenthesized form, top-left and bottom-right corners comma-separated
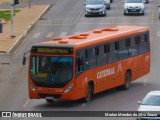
(23, 26, 150, 103)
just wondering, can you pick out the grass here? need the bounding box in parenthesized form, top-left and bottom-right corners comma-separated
(0, 9, 21, 21)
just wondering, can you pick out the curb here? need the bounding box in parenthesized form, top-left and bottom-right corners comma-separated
(8, 5, 52, 54)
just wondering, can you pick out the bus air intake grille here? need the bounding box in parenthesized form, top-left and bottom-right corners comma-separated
(38, 93, 62, 99)
(69, 36, 87, 39)
(102, 26, 118, 31)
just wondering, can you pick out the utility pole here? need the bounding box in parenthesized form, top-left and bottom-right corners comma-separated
(29, 0, 31, 8)
(10, 0, 15, 38)
(0, 22, 2, 33)
(10, 0, 19, 38)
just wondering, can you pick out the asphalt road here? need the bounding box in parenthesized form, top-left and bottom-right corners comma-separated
(0, 0, 160, 120)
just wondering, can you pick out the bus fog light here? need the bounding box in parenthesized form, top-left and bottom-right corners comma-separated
(29, 84, 35, 91)
(64, 84, 73, 93)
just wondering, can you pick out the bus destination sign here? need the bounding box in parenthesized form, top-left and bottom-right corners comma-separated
(32, 47, 73, 54)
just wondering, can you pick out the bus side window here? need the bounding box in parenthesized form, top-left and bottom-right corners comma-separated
(85, 47, 96, 69)
(139, 34, 149, 54)
(108, 42, 118, 62)
(135, 36, 140, 45)
(118, 39, 129, 59)
(97, 45, 107, 65)
(128, 37, 138, 56)
(76, 53, 84, 73)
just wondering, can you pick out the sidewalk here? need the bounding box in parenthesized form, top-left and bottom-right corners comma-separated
(0, 5, 50, 53)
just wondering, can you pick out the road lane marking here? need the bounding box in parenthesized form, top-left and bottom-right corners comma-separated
(151, 1, 156, 24)
(39, 23, 72, 26)
(144, 78, 147, 86)
(47, 19, 73, 21)
(59, 32, 67, 37)
(23, 99, 30, 108)
(111, 1, 120, 24)
(82, 103, 86, 107)
(46, 32, 54, 38)
(33, 33, 40, 38)
(39, 22, 160, 26)
(150, 37, 152, 41)
(157, 31, 160, 37)
(74, 10, 84, 25)
(76, 22, 159, 25)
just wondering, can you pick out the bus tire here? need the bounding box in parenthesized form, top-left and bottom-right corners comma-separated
(121, 71, 131, 90)
(85, 84, 92, 103)
(46, 99, 54, 103)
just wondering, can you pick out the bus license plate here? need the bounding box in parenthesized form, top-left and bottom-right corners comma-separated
(46, 97, 54, 100)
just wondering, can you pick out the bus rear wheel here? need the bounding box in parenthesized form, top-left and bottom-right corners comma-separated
(121, 71, 131, 90)
(85, 84, 92, 103)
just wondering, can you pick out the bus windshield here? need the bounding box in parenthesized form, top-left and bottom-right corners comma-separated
(30, 56, 73, 88)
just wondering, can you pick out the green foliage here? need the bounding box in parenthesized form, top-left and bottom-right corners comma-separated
(0, 9, 20, 21)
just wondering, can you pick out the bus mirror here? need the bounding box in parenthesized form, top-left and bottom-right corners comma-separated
(22, 49, 30, 65)
(23, 56, 26, 65)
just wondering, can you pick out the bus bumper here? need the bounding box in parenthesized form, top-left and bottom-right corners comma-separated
(29, 89, 77, 101)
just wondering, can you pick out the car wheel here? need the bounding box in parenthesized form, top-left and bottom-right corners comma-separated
(85, 14, 88, 17)
(124, 12, 126, 16)
(141, 12, 144, 15)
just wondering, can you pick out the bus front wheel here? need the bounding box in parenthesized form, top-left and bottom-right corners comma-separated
(85, 84, 92, 103)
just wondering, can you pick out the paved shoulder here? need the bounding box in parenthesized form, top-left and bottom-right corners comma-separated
(0, 5, 50, 53)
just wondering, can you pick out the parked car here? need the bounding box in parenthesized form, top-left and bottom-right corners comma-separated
(137, 91, 160, 120)
(123, 0, 146, 15)
(84, 0, 110, 17)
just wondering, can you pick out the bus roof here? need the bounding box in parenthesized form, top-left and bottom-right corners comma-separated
(36, 26, 149, 49)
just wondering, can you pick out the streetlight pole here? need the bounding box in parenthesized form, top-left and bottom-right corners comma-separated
(29, 0, 31, 8)
(10, 0, 15, 38)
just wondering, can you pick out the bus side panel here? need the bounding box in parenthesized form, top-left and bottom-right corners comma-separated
(75, 73, 89, 100)
(95, 62, 123, 93)
(128, 56, 139, 81)
(28, 80, 41, 99)
(137, 52, 150, 78)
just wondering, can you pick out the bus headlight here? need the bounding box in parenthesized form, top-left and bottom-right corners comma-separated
(64, 84, 73, 93)
(29, 84, 35, 91)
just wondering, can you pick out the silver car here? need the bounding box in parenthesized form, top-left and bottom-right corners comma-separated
(137, 91, 160, 120)
(84, 0, 110, 17)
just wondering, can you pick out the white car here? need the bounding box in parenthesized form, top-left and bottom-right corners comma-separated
(123, 0, 146, 15)
(137, 91, 160, 120)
